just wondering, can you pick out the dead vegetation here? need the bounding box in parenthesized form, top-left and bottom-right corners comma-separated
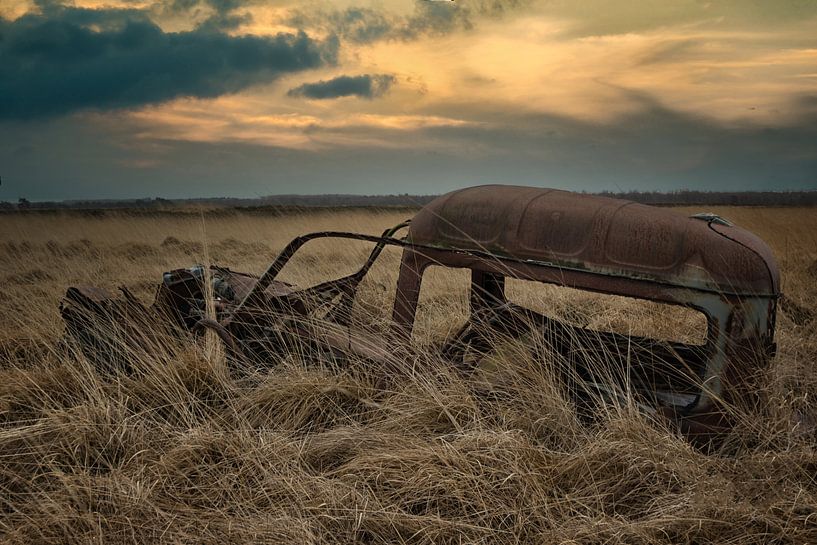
(0, 206, 816, 544)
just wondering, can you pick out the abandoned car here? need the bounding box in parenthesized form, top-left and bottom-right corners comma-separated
(62, 185, 780, 442)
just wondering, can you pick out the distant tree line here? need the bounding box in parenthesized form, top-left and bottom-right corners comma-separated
(257, 193, 437, 207)
(2, 190, 816, 211)
(596, 190, 817, 207)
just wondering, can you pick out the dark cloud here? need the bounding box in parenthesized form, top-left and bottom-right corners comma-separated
(290, 0, 528, 45)
(0, 5, 337, 120)
(288, 74, 396, 100)
(317, 7, 396, 43)
(412, 95, 817, 191)
(400, 2, 473, 37)
(796, 95, 817, 113)
(158, 0, 252, 32)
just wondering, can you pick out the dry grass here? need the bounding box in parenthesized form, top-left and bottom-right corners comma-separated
(1, 205, 816, 544)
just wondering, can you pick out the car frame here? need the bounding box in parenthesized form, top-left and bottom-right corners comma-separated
(62, 185, 780, 443)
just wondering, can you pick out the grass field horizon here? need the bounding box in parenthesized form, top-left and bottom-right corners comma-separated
(1, 204, 817, 544)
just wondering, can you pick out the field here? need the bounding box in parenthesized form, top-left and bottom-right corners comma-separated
(1, 206, 817, 544)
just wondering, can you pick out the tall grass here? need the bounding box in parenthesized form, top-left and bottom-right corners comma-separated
(1, 207, 816, 544)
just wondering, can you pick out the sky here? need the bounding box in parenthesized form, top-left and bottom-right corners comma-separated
(0, 0, 816, 201)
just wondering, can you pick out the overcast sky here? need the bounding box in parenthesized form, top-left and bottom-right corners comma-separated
(1, 0, 816, 200)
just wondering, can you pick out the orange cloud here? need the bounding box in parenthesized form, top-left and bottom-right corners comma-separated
(123, 95, 476, 151)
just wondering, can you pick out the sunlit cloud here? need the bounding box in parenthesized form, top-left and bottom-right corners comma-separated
(122, 95, 477, 151)
(0, 0, 35, 20)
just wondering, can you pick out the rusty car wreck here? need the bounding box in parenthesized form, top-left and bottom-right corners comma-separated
(61, 185, 780, 443)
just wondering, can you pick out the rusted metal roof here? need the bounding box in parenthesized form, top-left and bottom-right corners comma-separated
(408, 185, 779, 297)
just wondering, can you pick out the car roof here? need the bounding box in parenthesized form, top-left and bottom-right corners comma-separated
(408, 185, 779, 297)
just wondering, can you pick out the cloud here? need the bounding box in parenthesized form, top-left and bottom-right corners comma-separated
(156, 0, 252, 31)
(319, 7, 396, 44)
(542, 0, 817, 38)
(287, 74, 396, 100)
(0, 5, 337, 120)
(289, 6, 455, 45)
(290, 0, 529, 45)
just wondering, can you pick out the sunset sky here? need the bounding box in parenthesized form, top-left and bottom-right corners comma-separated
(1, 0, 816, 200)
